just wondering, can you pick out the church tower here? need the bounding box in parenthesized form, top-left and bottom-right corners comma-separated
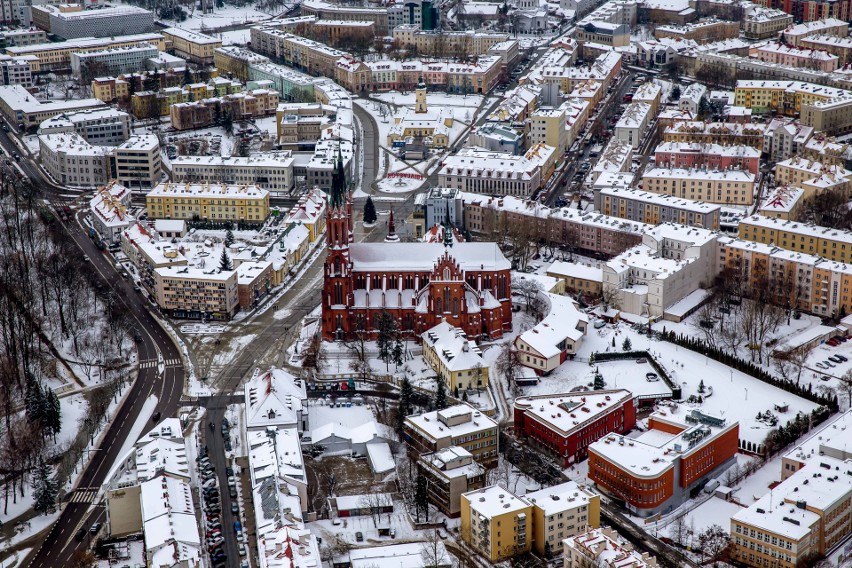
(415, 76, 428, 114)
(322, 145, 353, 340)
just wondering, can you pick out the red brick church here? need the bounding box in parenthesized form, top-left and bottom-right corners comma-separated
(321, 154, 513, 342)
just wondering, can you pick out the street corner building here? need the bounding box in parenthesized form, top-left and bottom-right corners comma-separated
(587, 408, 739, 517)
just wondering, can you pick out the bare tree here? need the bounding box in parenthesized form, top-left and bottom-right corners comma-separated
(668, 514, 690, 547)
(497, 342, 522, 397)
(421, 529, 451, 568)
(697, 524, 730, 567)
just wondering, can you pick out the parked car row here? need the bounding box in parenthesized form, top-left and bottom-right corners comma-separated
(816, 354, 848, 370)
(827, 335, 849, 347)
(199, 446, 227, 568)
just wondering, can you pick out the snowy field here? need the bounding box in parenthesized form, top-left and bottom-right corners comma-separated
(308, 399, 376, 431)
(524, 358, 673, 401)
(157, 5, 274, 32)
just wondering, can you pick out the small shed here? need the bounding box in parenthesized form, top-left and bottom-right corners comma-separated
(366, 442, 395, 480)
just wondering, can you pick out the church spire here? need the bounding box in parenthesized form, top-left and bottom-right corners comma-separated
(330, 144, 346, 209)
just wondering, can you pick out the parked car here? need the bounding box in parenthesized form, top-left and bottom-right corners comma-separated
(231, 503, 239, 515)
(356, 532, 364, 542)
(816, 362, 827, 369)
(829, 355, 843, 363)
(75, 528, 87, 541)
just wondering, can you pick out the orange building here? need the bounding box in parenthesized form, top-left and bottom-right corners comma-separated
(588, 409, 739, 517)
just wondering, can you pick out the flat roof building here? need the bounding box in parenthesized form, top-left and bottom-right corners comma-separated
(404, 404, 499, 468)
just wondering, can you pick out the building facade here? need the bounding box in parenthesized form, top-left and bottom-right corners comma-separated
(404, 405, 499, 468)
(145, 182, 270, 223)
(461, 485, 532, 562)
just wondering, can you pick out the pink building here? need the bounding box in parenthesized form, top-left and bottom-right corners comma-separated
(654, 141, 761, 175)
(751, 42, 839, 72)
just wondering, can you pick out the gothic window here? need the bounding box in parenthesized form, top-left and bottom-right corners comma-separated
(333, 282, 343, 305)
(452, 297, 459, 316)
(443, 287, 450, 310)
(436, 298, 442, 313)
(444, 268, 450, 280)
(334, 257, 341, 276)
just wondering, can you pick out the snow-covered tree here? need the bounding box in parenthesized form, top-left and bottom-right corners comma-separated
(32, 460, 57, 515)
(363, 196, 377, 225)
(218, 249, 233, 271)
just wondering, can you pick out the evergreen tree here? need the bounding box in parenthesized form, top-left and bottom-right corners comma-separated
(218, 249, 233, 271)
(224, 228, 235, 247)
(363, 196, 377, 225)
(183, 65, 192, 86)
(612, 337, 616, 347)
(670, 85, 681, 101)
(698, 379, 706, 394)
(25, 375, 44, 424)
(32, 460, 57, 515)
(46, 389, 61, 441)
(622, 337, 632, 351)
(593, 372, 605, 390)
(397, 377, 414, 434)
(414, 473, 429, 522)
(435, 378, 448, 410)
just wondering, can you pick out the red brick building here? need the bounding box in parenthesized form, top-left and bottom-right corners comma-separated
(513, 390, 636, 467)
(321, 155, 512, 342)
(588, 409, 739, 516)
(774, 0, 852, 22)
(654, 142, 761, 175)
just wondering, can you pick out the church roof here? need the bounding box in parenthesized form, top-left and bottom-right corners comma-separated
(348, 243, 510, 272)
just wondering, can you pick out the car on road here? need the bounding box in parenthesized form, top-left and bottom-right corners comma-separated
(837, 354, 849, 362)
(239, 543, 247, 556)
(82, 255, 90, 263)
(90, 523, 102, 534)
(151, 411, 161, 422)
(75, 528, 86, 541)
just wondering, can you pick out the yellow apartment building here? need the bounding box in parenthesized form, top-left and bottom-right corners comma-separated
(162, 27, 222, 65)
(146, 182, 270, 224)
(421, 322, 489, 392)
(91, 76, 130, 102)
(461, 485, 532, 562)
(641, 167, 756, 205)
(546, 262, 603, 298)
(526, 482, 600, 558)
(738, 214, 852, 263)
(734, 80, 844, 116)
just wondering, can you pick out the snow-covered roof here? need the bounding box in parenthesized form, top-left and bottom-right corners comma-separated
(312, 420, 393, 447)
(515, 390, 633, 436)
(547, 261, 603, 282)
(334, 493, 393, 512)
(420, 446, 484, 480)
(565, 527, 658, 568)
(366, 442, 395, 474)
(348, 242, 510, 272)
(590, 409, 737, 478)
(655, 141, 760, 159)
(517, 293, 587, 359)
(348, 543, 451, 568)
(740, 214, 852, 242)
(615, 102, 651, 129)
(643, 166, 755, 183)
(759, 185, 804, 214)
(525, 481, 594, 516)
(245, 368, 306, 431)
(406, 404, 497, 442)
(135, 437, 188, 481)
(601, 186, 722, 214)
(781, 18, 847, 38)
(148, 181, 269, 199)
(140, 476, 200, 565)
(422, 321, 485, 373)
(463, 484, 529, 518)
(90, 181, 133, 228)
(162, 27, 220, 44)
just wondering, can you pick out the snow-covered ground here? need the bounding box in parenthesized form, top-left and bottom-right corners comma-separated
(308, 400, 376, 431)
(158, 5, 274, 32)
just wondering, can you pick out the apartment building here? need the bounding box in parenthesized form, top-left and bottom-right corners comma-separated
(461, 485, 532, 562)
(774, 156, 852, 197)
(602, 224, 719, 318)
(546, 262, 603, 298)
(0, 28, 47, 47)
(38, 107, 131, 145)
(780, 18, 848, 45)
(403, 404, 499, 468)
(416, 447, 486, 517)
(0, 57, 32, 87)
(738, 214, 852, 263)
(599, 186, 721, 229)
(214, 46, 270, 83)
(800, 94, 852, 136)
(753, 42, 839, 72)
(642, 167, 756, 205)
(614, 102, 652, 149)
(0, 84, 104, 129)
(757, 185, 805, 220)
(662, 121, 766, 149)
(91, 76, 130, 102)
(564, 528, 658, 568)
(734, 80, 846, 116)
(718, 236, 852, 319)
(38, 132, 110, 187)
(529, 107, 568, 154)
(589, 138, 632, 184)
(526, 482, 600, 557)
(654, 141, 760, 175)
(4, 32, 164, 71)
(44, 5, 156, 40)
(145, 182, 270, 224)
(655, 18, 739, 44)
(589, 409, 739, 516)
(299, 0, 389, 34)
(162, 27, 221, 65)
(515, 294, 588, 374)
(421, 322, 489, 392)
(250, 26, 347, 79)
(154, 265, 240, 321)
(743, 7, 793, 39)
(89, 181, 132, 244)
(730, 453, 852, 568)
(462, 193, 650, 258)
(113, 135, 161, 189)
(392, 26, 508, 56)
(169, 89, 280, 130)
(763, 118, 814, 162)
(572, 22, 629, 47)
(71, 43, 160, 78)
(800, 34, 852, 65)
(514, 390, 635, 467)
(171, 153, 295, 192)
(438, 145, 555, 197)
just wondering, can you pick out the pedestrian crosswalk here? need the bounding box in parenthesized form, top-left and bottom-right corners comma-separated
(68, 488, 97, 503)
(139, 358, 182, 369)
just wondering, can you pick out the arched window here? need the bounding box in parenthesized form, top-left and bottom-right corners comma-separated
(443, 287, 450, 310)
(334, 257, 341, 276)
(436, 298, 442, 313)
(452, 297, 459, 316)
(444, 268, 450, 280)
(333, 282, 343, 305)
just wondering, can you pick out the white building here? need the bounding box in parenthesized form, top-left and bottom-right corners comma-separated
(140, 476, 201, 568)
(47, 5, 156, 40)
(438, 144, 555, 197)
(170, 152, 295, 192)
(763, 117, 814, 162)
(113, 135, 161, 189)
(425, 186, 464, 230)
(0, 28, 47, 46)
(38, 132, 111, 187)
(678, 83, 707, 115)
(90, 181, 133, 243)
(70, 42, 160, 76)
(590, 137, 633, 183)
(247, 426, 309, 516)
(0, 57, 33, 87)
(39, 107, 131, 145)
(515, 294, 588, 374)
(602, 223, 718, 318)
(614, 102, 652, 149)
(244, 367, 308, 433)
